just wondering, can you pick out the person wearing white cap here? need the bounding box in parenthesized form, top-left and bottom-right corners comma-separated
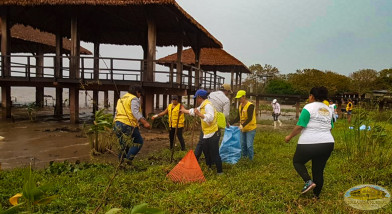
(272, 99, 282, 128)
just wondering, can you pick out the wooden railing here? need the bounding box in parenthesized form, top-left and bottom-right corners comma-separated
(0, 55, 225, 90)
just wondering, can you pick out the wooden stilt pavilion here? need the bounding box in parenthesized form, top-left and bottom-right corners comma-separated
(0, 22, 91, 118)
(0, 0, 223, 123)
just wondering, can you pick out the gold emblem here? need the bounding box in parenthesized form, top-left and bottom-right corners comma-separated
(344, 184, 391, 210)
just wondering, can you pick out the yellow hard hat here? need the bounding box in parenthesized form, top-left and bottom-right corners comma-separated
(235, 90, 246, 98)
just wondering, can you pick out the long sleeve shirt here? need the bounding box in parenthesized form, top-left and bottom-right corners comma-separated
(189, 100, 215, 138)
(208, 91, 230, 119)
(272, 103, 281, 114)
(131, 98, 144, 121)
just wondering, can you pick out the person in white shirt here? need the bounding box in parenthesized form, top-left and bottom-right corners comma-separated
(208, 83, 232, 127)
(285, 86, 334, 199)
(271, 99, 282, 128)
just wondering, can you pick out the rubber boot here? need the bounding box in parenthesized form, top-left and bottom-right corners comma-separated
(274, 121, 277, 129)
(278, 120, 282, 126)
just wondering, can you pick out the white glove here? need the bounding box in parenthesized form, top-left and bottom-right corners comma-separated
(152, 114, 159, 120)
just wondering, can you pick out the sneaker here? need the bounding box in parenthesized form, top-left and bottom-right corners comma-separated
(301, 180, 316, 194)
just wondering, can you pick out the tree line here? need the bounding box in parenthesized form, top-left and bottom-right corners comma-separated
(242, 64, 392, 96)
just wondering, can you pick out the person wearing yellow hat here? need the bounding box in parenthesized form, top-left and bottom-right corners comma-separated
(230, 90, 257, 160)
(152, 95, 186, 151)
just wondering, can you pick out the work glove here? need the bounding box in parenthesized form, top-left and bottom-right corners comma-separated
(239, 124, 243, 130)
(151, 114, 159, 120)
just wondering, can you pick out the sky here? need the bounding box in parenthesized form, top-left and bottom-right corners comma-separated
(85, 0, 392, 77)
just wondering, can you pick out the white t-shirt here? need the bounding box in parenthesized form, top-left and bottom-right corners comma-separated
(297, 102, 335, 144)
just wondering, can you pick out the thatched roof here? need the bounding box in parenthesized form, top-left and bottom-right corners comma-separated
(0, 1, 222, 48)
(158, 48, 250, 73)
(0, 23, 92, 54)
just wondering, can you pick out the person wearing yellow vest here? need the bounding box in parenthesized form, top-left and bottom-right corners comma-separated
(114, 86, 151, 164)
(231, 90, 257, 160)
(346, 99, 353, 124)
(181, 89, 223, 174)
(152, 95, 186, 151)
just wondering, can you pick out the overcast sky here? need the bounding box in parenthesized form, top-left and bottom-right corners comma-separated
(175, 0, 392, 75)
(86, 0, 392, 77)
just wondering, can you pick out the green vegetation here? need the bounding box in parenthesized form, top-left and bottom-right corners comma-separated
(1, 111, 392, 213)
(87, 109, 116, 154)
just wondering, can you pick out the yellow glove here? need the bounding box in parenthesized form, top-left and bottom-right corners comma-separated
(239, 124, 243, 130)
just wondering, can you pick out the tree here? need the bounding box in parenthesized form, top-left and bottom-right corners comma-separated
(243, 64, 279, 93)
(288, 69, 352, 96)
(350, 69, 378, 95)
(264, 78, 297, 95)
(376, 69, 392, 90)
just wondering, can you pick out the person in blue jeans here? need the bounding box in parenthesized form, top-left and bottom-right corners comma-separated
(114, 86, 151, 164)
(230, 90, 257, 160)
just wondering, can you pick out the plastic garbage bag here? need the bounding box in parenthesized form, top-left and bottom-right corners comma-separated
(349, 125, 371, 130)
(219, 126, 241, 164)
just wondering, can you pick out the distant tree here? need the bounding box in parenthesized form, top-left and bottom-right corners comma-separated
(243, 64, 279, 93)
(288, 69, 325, 95)
(349, 69, 378, 95)
(264, 78, 297, 95)
(376, 69, 392, 90)
(288, 69, 352, 96)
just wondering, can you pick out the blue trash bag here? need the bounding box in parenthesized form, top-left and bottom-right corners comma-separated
(219, 126, 241, 164)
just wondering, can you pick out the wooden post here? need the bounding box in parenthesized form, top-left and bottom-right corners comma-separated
(296, 100, 300, 119)
(230, 70, 234, 92)
(239, 72, 242, 89)
(143, 16, 156, 116)
(163, 94, 168, 110)
(104, 90, 109, 108)
(1, 10, 11, 77)
(155, 94, 160, 110)
(92, 42, 100, 114)
(35, 51, 44, 108)
(193, 46, 201, 89)
(54, 19, 63, 117)
(113, 90, 120, 115)
(176, 38, 183, 84)
(70, 15, 80, 79)
(1, 85, 11, 120)
(169, 63, 174, 88)
(214, 70, 217, 90)
(187, 94, 191, 108)
(69, 87, 79, 124)
(256, 96, 260, 116)
(69, 15, 80, 123)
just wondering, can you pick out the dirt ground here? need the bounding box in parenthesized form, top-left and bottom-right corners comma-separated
(0, 107, 179, 170)
(0, 106, 295, 170)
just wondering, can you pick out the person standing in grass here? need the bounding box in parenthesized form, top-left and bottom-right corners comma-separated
(181, 89, 223, 174)
(346, 99, 353, 124)
(114, 86, 151, 164)
(329, 100, 337, 122)
(285, 86, 334, 199)
(271, 99, 282, 129)
(194, 84, 232, 161)
(231, 90, 257, 160)
(152, 95, 186, 151)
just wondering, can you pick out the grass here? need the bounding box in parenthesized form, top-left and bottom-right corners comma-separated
(1, 118, 392, 213)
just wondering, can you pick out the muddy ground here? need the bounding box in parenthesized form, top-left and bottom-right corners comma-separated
(0, 106, 296, 170)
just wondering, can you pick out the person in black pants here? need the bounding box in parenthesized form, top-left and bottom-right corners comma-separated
(152, 95, 186, 151)
(285, 86, 335, 199)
